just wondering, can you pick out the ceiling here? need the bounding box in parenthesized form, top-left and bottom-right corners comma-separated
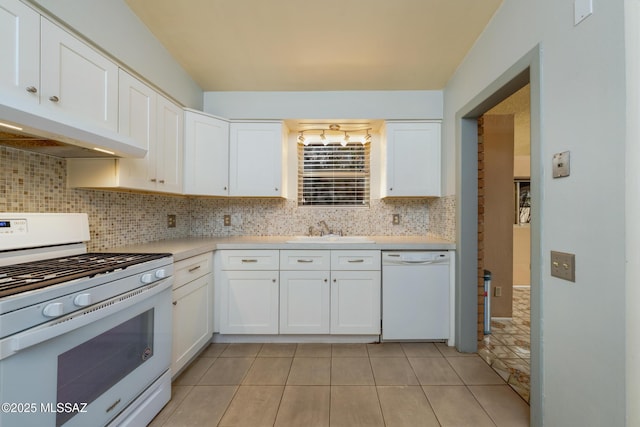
(124, 0, 503, 92)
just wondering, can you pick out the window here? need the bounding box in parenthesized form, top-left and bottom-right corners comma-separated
(514, 180, 531, 224)
(298, 142, 370, 207)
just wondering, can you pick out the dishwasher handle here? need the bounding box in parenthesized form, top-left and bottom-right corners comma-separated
(383, 252, 449, 265)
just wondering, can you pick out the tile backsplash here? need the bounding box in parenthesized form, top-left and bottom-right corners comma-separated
(0, 147, 455, 251)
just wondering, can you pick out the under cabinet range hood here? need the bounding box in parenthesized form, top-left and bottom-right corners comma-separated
(0, 104, 147, 158)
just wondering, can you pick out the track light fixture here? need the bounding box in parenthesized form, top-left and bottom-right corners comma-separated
(296, 124, 372, 146)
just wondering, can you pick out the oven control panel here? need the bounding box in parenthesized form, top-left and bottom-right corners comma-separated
(0, 218, 27, 235)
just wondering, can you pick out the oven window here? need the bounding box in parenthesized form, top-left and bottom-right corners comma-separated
(56, 309, 154, 426)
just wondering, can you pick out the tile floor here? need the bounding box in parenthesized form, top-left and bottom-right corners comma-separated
(150, 342, 529, 426)
(479, 286, 531, 402)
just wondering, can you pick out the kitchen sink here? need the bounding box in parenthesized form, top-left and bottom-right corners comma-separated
(286, 235, 375, 244)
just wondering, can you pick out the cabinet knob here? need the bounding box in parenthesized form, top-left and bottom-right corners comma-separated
(49, 95, 59, 102)
(26, 86, 38, 94)
(389, 187, 393, 191)
(159, 180, 165, 184)
(150, 178, 157, 182)
(324, 279, 328, 282)
(224, 186, 227, 191)
(274, 187, 278, 192)
(333, 279, 337, 283)
(272, 279, 276, 283)
(172, 301, 177, 306)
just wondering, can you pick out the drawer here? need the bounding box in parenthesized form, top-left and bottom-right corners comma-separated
(174, 252, 212, 289)
(280, 250, 330, 271)
(220, 250, 279, 270)
(331, 250, 381, 271)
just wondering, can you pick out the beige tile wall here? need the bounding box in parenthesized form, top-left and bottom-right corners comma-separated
(1, 147, 455, 251)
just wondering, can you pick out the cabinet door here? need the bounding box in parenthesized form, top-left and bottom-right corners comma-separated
(0, 0, 40, 105)
(220, 270, 279, 334)
(172, 274, 212, 376)
(280, 270, 330, 334)
(331, 270, 381, 335)
(40, 18, 118, 131)
(118, 70, 156, 190)
(383, 122, 441, 197)
(184, 111, 229, 196)
(229, 122, 285, 197)
(155, 95, 183, 193)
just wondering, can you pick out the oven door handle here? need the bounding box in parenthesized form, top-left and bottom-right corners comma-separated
(0, 279, 172, 360)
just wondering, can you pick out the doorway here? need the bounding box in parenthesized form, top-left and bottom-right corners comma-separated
(478, 85, 532, 403)
(454, 46, 541, 425)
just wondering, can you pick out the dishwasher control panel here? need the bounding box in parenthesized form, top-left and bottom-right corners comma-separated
(382, 251, 449, 264)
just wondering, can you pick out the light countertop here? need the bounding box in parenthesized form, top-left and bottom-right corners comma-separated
(109, 235, 455, 262)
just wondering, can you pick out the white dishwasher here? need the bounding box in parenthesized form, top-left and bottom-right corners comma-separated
(382, 251, 450, 341)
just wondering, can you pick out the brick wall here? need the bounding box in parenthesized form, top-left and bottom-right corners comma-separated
(477, 116, 485, 341)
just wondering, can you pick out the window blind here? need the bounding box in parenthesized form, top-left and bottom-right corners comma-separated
(298, 142, 370, 207)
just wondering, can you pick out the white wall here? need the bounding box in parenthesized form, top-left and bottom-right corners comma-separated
(444, 0, 627, 425)
(27, 0, 203, 108)
(203, 91, 443, 120)
(625, 2, 640, 425)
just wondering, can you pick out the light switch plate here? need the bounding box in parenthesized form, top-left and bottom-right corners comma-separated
(392, 214, 400, 225)
(574, 0, 593, 25)
(551, 251, 576, 282)
(223, 214, 231, 226)
(553, 151, 570, 178)
(167, 214, 176, 228)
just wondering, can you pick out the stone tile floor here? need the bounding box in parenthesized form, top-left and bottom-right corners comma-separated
(150, 342, 529, 426)
(479, 286, 531, 403)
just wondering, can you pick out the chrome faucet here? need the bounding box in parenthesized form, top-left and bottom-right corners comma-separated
(318, 220, 331, 236)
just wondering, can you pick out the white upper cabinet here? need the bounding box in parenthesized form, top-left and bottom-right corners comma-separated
(117, 70, 156, 189)
(67, 72, 183, 194)
(184, 110, 229, 196)
(0, 0, 39, 105)
(229, 122, 287, 197)
(40, 18, 119, 132)
(155, 95, 183, 193)
(381, 121, 441, 197)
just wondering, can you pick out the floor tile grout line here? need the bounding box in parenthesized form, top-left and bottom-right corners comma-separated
(271, 358, 292, 427)
(371, 375, 388, 427)
(214, 383, 240, 427)
(155, 383, 195, 427)
(465, 384, 500, 427)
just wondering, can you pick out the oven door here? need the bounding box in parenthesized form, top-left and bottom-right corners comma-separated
(0, 279, 172, 427)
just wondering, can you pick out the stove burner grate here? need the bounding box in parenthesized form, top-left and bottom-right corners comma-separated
(0, 253, 171, 298)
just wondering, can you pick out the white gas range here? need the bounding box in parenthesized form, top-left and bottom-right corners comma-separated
(0, 213, 173, 427)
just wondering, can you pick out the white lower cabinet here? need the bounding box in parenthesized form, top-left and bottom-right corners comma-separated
(279, 250, 331, 334)
(218, 249, 380, 337)
(330, 270, 380, 335)
(219, 250, 280, 334)
(171, 253, 213, 377)
(330, 250, 381, 335)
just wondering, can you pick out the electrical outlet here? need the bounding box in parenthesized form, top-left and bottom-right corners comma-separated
(494, 286, 502, 297)
(223, 214, 231, 226)
(392, 214, 400, 225)
(167, 214, 176, 228)
(551, 251, 576, 282)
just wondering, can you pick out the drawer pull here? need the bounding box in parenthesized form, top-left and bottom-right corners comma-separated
(296, 259, 314, 263)
(348, 259, 365, 263)
(241, 259, 258, 263)
(188, 265, 202, 273)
